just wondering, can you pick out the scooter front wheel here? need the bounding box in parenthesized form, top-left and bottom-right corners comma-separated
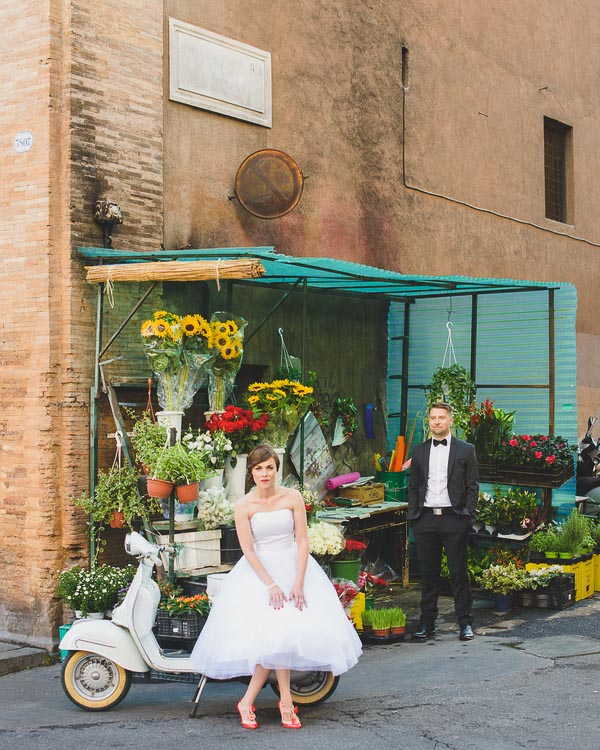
(61, 650, 132, 711)
(272, 670, 339, 705)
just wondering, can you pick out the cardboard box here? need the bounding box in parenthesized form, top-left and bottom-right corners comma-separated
(151, 529, 222, 574)
(336, 482, 384, 506)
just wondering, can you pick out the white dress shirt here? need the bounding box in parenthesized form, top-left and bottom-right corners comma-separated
(424, 435, 452, 508)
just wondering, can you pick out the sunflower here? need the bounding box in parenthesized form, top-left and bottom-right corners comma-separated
(225, 320, 239, 335)
(212, 322, 230, 336)
(266, 394, 278, 401)
(194, 315, 212, 338)
(214, 334, 231, 350)
(141, 319, 155, 337)
(154, 320, 170, 338)
(220, 345, 237, 360)
(180, 315, 201, 336)
(273, 388, 287, 399)
(247, 395, 260, 405)
(153, 310, 169, 319)
(229, 342, 242, 359)
(247, 382, 265, 392)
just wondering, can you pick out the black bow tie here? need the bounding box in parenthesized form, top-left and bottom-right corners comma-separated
(432, 438, 447, 447)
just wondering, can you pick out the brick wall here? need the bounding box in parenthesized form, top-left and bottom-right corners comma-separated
(0, 0, 164, 647)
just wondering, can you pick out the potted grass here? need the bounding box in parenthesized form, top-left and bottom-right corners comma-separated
(387, 607, 407, 636)
(367, 608, 391, 637)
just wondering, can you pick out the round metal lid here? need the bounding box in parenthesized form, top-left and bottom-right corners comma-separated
(234, 149, 304, 219)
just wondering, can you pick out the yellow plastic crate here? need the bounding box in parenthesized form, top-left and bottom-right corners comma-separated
(349, 592, 366, 629)
(594, 554, 600, 592)
(527, 559, 594, 601)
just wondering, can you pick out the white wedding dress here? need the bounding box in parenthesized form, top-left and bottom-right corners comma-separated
(189, 508, 362, 678)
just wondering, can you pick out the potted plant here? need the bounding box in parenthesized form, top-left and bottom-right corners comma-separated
(150, 441, 211, 502)
(466, 398, 516, 460)
(183, 427, 233, 488)
(72, 464, 162, 555)
(56, 564, 136, 618)
(528, 527, 552, 562)
(329, 539, 367, 583)
(387, 607, 407, 635)
(494, 434, 576, 486)
(366, 608, 391, 637)
(129, 410, 168, 475)
(424, 363, 476, 438)
(155, 580, 211, 640)
(476, 563, 528, 612)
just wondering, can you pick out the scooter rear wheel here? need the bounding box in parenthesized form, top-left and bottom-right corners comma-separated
(61, 650, 132, 711)
(273, 670, 339, 705)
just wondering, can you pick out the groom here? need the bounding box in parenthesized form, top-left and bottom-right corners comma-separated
(408, 402, 479, 641)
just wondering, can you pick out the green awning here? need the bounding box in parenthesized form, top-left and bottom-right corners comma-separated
(78, 246, 561, 301)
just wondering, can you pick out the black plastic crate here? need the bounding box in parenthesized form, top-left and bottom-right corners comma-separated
(520, 587, 575, 610)
(155, 609, 206, 639)
(221, 526, 243, 564)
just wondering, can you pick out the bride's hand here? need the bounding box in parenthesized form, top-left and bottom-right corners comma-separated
(268, 584, 287, 610)
(291, 584, 306, 611)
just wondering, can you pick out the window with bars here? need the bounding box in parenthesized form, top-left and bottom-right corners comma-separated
(544, 117, 572, 223)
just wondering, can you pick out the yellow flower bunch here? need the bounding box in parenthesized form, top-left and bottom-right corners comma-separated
(245, 379, 314, 447)
(210, 318, 243, 360)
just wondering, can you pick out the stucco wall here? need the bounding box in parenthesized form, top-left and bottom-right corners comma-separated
(163, 0, 600, 427)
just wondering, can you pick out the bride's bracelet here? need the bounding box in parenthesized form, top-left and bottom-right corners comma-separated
(266, 582, 279, 590)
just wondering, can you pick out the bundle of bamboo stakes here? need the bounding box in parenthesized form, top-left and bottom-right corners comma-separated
(85, 258, 265, 283)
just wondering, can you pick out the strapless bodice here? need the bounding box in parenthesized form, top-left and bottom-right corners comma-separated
(250, 508, 295, 552)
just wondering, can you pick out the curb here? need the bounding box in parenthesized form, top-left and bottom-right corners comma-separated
(0, 642, 50, 677)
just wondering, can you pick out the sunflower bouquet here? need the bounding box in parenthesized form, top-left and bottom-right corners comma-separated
(205, 311, 247, 412)
(141, 309, 213, 411)
(244, 378, 314, 448)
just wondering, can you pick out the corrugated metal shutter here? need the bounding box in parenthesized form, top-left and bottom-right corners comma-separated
(387, 285, 577, 503)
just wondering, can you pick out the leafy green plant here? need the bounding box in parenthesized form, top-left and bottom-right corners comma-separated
(129, 411, 168, 473)
(425, 364, 476, 437)
(476, 564, 528, 595)
(152, 441, 210, 484)
(466, 398, 516, 458)
(529, 527, 552, 553)
(554, 510, 595, 556)
(73, 464, 160, 530)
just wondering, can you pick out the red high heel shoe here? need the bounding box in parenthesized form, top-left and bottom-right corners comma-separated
(236, 702, 258, 729)
(278, 700, 302, 729)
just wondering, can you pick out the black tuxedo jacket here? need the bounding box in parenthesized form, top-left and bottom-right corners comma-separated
(407, 436, 479, 521)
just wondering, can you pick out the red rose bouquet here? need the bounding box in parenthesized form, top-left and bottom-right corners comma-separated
(204, 405, 269, 456)
(331, 578, 360, 609)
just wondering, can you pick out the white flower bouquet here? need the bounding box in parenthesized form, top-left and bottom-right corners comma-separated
(184, 428, 233, 471)
(197, 486, 235, 530)
(307, 521, 345, 557)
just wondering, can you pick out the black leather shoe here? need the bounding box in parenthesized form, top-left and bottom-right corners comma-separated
(411, 625, 435, 641)
(459, 624, 474, 641)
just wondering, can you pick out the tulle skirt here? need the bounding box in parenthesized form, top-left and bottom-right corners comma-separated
(189, 545, 362, 679)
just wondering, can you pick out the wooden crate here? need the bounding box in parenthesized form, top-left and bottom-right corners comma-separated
(337, 482, 384, 506)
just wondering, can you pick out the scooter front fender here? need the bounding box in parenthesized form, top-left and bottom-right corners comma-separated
(60, 619, 150, 673)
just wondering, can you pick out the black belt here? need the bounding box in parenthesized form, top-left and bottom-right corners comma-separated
(422, 506, 456, 516)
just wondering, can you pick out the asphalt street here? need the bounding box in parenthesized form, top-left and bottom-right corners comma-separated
(2, 593, 600, 750)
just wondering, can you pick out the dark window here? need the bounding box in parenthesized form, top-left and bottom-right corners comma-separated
(544, 117, 571, 223)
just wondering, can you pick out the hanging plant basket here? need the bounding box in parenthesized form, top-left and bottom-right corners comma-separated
(109, 510, 125, 529)
(175, 481, 200, 503)
(147, 478, 175, 499)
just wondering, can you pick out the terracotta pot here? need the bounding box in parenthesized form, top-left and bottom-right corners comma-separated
(175, 481, 200, 503)
(390, 626, 406, 636)
(147, 477, 175, 499)
(109, 510, 125, 529)
(372, 628, 390, 637)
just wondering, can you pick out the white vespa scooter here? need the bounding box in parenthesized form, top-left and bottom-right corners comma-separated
(59, 532, 338, 715)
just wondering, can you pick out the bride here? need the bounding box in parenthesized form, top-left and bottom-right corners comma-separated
(189, 443, 362, 730)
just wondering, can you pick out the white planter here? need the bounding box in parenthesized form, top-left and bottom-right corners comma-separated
(202, 468, 225, 491)
(156, 410, 184, 440)
(152, 529, 222, 573)
(225, 453, 248, 503)
(274, 447, 285, 484)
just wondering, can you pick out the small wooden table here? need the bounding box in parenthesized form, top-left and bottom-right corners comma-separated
(318, 501, 410, 587)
